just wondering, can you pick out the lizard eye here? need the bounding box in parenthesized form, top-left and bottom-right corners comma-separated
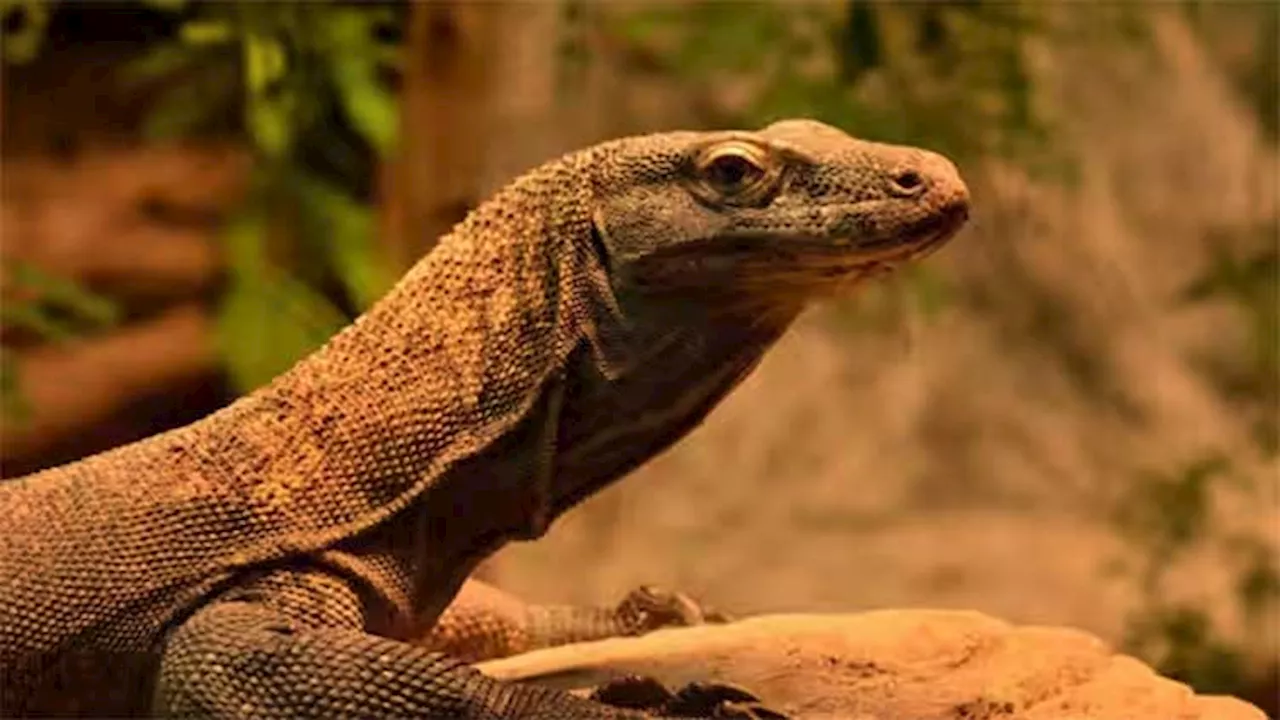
(693, 141, 777, 205)
(887, 169, 925, 197)
(703, 152, 763, 192)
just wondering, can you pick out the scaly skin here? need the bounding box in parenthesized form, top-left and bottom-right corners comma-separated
(417, 581, 727, 664)
(0, 120, 969, 718)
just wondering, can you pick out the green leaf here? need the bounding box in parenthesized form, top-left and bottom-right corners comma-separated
(319, 7, 400, 154)
(220, 204, 270, 275)
(246, 88, 295, 159)
(242, 34, 295, 157)
(140, 79, 218, 140)
(0, 302, 82, 342)
(244, 34, 287, 95)
(293, 175, 393, 311)
(1, 0, 52, 65)
(329, 56, 398, 153)
(125, 38, 239, 141)
(216, 273, 347, 393)
(215, 212, 347, 393)
(0, 263, 118, 423)
(180, 20, 233, 46)
(615, 5, 686, 45)
(0, 349, 30, 423)
(139, 0, 187, 11)
(118, 42, 195, 86)
(6, 262, 119, 329)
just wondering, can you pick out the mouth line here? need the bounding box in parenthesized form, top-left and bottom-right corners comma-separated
(628, 206, 967, 287)
(847, 203, 967, 250)
(831, 204, 968, 269)
(778, 212, 963, 270)
(809, 228, 950, 280)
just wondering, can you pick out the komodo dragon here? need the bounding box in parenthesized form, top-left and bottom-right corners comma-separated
(0, 119, 970, 718)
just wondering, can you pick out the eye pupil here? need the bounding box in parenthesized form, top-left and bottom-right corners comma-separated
(692, 143, 775, 204)
(893, 170, 923, 191)
(706, 154, 760, 190)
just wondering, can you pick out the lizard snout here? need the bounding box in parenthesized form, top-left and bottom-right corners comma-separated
(910, 149, 971, 226)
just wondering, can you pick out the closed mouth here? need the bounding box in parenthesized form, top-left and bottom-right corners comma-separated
(629, 202, 969, 289)
(794, 202, 969, 277)
(835, 202, 968, 273)
(849, 202, 968, 255)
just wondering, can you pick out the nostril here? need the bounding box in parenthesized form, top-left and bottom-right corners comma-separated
(889, 170, 925, 196)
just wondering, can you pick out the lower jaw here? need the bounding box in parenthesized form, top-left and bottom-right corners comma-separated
(637, 229, 953, 299)
(820, 231, 954, 294)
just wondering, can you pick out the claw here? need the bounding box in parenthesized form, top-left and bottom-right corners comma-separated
(668, 681, 761, 709)
(589, 674, 674, 710)
(662, 681, 789, 719)
(615, 585, 734, 635)
(590, 675, 789, 719)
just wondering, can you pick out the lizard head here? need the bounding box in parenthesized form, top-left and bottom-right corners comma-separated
(589, 118, 970, 313)
(540, 121, 970, 522)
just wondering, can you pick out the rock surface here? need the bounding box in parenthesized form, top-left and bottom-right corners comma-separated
(477, 610, 1266, 720)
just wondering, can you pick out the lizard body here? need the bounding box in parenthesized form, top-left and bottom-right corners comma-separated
(0, 120, 969, 718)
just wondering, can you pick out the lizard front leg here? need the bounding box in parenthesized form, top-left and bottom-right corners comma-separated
(418, 580, 730, 662)
(154, 569, 776, 719)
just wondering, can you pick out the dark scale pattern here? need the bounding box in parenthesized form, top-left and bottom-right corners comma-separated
(0, 120, 969, 717)
(155, 571, 633, 719)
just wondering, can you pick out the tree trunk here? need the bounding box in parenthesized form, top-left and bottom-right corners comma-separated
(380, 0, 500, 270)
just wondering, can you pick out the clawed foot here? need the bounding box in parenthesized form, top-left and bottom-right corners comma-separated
(614, 585, 733, 636)
(665, 681, 788, 719)
(590, 675, 789, 719)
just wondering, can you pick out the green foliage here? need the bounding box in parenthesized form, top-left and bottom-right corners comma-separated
(1, 263, 118, 341)
(1180, 225, 1279, 455)
(1122, 604, 1252, 696)
(0, 0, 54, 64)
(613, 2, 1062, 166)
(320, 7, 399, 154)
(1110, 453, 1279, 701)
(1112, 455, 1231, 578)
(119, 0, 400, 393)
(126, 2, 399, 151)
(138, 0, 187, 10)
(0, 352, 25, 421)
(1, 5, 130, 419)
(215, 204, 346, 391)
(0, 262, 121, 421)
(204, 164, 395, 392)
(5, 1, 399, 396)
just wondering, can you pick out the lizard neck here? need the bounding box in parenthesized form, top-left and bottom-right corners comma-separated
(198, 159, 611, 566)
(1, 161, 613, 657)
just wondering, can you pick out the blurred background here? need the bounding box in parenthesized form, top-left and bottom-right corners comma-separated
(1, 0, 1276, 713)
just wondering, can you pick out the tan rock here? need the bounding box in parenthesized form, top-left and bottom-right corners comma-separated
(478, 611, 1266, 720)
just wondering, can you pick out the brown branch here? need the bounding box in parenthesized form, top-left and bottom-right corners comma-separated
(0, 304, 217, 464)
(1, 145, 248, 297)
(380, 1, 497, 270)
